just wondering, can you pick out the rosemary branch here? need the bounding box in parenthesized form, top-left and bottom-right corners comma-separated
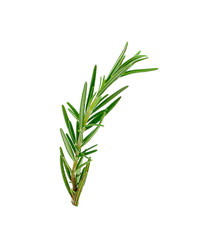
(59, 42, 158, 206)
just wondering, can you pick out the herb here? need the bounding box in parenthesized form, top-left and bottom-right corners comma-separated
(59, 42, 158, 206)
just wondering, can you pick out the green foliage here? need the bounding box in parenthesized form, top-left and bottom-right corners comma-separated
(93, 86, 128, 113)
(60, 154, 73, 198)
(86, 65, 97, 110)
(60, 128, 75, 161)
(67, 101, 79, 120)
(59, 42, 158, 206)
(79, 82, 87, 130)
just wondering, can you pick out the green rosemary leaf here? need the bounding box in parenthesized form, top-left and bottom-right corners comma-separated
(84, 98, 116, 131)
(86, 92, 97, 111)
(100, 94, 109, 102)
(83, 144, 98, 153)
(80, 166, 86, 180)
(74, 162, 90, 205)
(84, 96, 102, 123)
(105, 96, 121, 114)
(60, 148, 72, 180)
(87, 100, 117, 127)
(82, 112, 106, 146)
(85, 123, 104, 129)
(76, 121, 79, 142)
(63, 160, 71, 181)
(110, 57, 147, 83)
(98, 76, 102, 91)
(59, 146, 65, 157)
(79, 82, 87, 129)
(121, 68, 159, 77)
(75, 146, 92, 160)
(134, 50, 141, 56)
(67, 102, 79, 120)
(85, 111, 106, 130)
(91, 95, 102, 111)
(98, 57, 148, 96)
(76, 156, 84, 169)
(68, 121, 76, 143)
(88, 109, 106, 122)
(62, 157, 72, 175)
(76, 167, 85, 185)
(60, 155, 73, 198)
(93, 86, 128, 113)
(76, 156, 84, 176)
(86, 65, 97, 110)
(118, 55, 147, 71)
(85, 117, 104, 130)
(66, 133, 76, 153)
(62, 105, 70, 127)
(107, 42, 128, 80)
(67, 108, 78, 120)
(84, 149, 97, 155)
(75, 159, 92, 173)
(60, 147, 72, 174)
(78, 152, 91, 160)
(112, 55, 126, 75)
(62, 105, 76, 143)
(76, 172, 82, 185)
(60, 128, 75, 161)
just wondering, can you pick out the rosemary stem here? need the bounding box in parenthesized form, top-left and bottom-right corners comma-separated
(71, 96, 98, 201)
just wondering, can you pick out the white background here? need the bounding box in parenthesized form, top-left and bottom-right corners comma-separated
(0, 0, 208, 239)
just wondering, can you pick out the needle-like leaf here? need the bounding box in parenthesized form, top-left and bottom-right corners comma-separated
(74, 162, 90, 205)
(76, 167, 85, 185)
(75, 146, 92, 160)
(66, 134, 76, 153)
(84, 149, 97, 155)
(86, 98, 121, 130)
(118, 55, 147, 70)
(60, 155, 73, 198)
(78, 152, 91, 160)
(60, 150, 72, 181)
(76, 156, 84, 169)
(86, 65, 97, 110)
(88, 110, 106, 122)
(98, 57, 148, 96)
(86, 92, 96, 112)
(75, 159, 92, 173)
(60, 147, 72, 176)
(63, 160, 71, 181)
(60, 128, 75, 161)
(105, 97, 121, 114)
(85, 123, 104, 129)
(113, 55, 126, 75)
(107, 42, 128, 80)
(82, 112, 106, 146)
(83, 144, 98, 153)
(100, 94, 109, 101)
(76, 121, 79, 142)
(75, 156, 84, 177)
(67, 102, 79, 120)
(93, 86, 128, 113)
(79, 82, 87, 129)
(121, 68, 159, 77)
(62, 105, 76, 143)
(86, 98, 120, 130)
(68, 121, 76, 143)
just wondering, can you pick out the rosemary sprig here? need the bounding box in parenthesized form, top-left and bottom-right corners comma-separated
(59, 42, 158, 206)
